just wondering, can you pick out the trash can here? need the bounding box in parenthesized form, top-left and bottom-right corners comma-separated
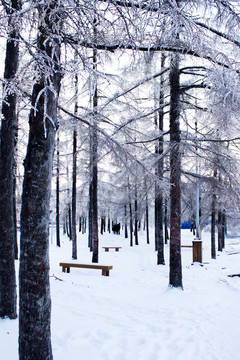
(192, 240, 202, 263)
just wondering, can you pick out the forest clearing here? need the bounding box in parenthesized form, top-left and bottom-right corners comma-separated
(1, 228, 240, 360)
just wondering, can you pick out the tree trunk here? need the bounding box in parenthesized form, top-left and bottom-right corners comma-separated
(107, 215, 111, 233)
(83, 217, 86, 234)
(72, 71, 78, 259)
(91, 123, 98, 262)
(222, 210, 226, 249)
(211, 169, 217, 259)
(13, 168, 18, 260)
(72, 128, 77, 259)
(129, 202, 133, 247)
(169, 50, 183, 288)
(155, 53, 166, 264)
(91, 46, 99, 263)
(164, 197, 169, 244)
(0, 0, 21, 319)
(218, 210, 223, 252)
(56, 132, 60, 247)
(134, 185, 139, 246)
(13, 121, 18, 259)
(88, 182, 93, 250)
(146, 194, 150, 244)
(101, 217, 104, 234)
(124, 205, 128, 238)
(68, 205, 72, 240)
(19, 3, 61, 359)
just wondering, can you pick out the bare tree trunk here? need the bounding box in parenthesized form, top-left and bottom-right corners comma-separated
(83, 217, 87, 234)
(100, 216, 106, 235)
(56, 131, 60, 247)
(72, 71, 78, 259)
(211, 169, 217, 259)
(169, 50, 183, 288)
(19, 2, 61, 359)
(91, 44, 99, 263)
(146, 195, 150, 244)
(91, 122, 98, 262)
(13, 168, 18, 259)
(218, 210, 223, 252)
(13, 121, 18, 259)
(72, 128, 77, 259)
(222, 210, 226, 249)
(107, 215, 111, 233)
(124, 205, 128, 238)
(79, 216, 81, 233)
(155, 53, 166, 264)
(144, 175, 149, 244)
(0, 0, 21, 319)
(68, 205, 72, 240)
(164, 197, 169, 244)
(88, 182, 93, 250)
(134, 185, 139, 245)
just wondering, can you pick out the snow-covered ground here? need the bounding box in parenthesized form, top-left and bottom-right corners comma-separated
(1, 228, 240, 360)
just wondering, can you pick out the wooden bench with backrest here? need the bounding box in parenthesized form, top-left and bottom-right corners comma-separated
(102, 246, 122, 252)
(59, 262, 113, 276)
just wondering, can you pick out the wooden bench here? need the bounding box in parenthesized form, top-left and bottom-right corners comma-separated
(59, 263, 113, 276)
(181, 245, 193, 248)
(102, 246, 122, 252)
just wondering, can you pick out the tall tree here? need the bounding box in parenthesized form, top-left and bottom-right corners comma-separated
(155, 53, 166, 265)
(0, 0, 22, 319)
(134, 184, 139, 245)
(19, 2, 62, 359)
(91, 45, 99, 263)
(72, 72, 78, 259)
(169, 12, 183, 287)
(56, 131, 60, 247)
(211, 168, 217, 259)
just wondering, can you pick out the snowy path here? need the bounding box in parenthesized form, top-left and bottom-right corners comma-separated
(1, 229, 240, 359)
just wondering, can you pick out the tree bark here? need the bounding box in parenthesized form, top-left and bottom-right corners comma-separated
(222, 210, 226, 249)
(19, 2, 61, 359)
(134, 185, 139, 246)
(169, 50, 183, 288)
(56, 132, 60, 247)
(129, 203, 133, 247)
(164, 197, 169, 244)
(68, 205, 72, 240)
(0, 0, 21, 319)
(218, 210, 223, 252)
(13, 122, 18, 259)
(88, 181, 93, 251)
(100, 216, 106, 235)
(72, 128, 77, 259)
(107, 215, 110, 233)
(124, 205, 128, 238)
(155, 53, 166, 265)
(146, 195, 150, 244)
(72, 72, 78, 259)
(91, 45, 99, 263)
(211, 169, 217, 259)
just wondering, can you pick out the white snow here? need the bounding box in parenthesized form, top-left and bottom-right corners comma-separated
(1, 229, 240, 360)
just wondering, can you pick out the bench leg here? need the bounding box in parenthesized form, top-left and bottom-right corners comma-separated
(62, 266, 65, 272)
(102, 269, 110, 276)
(67, 267, 70, 273)
(115, 248, 119, 251)
(105, 248, 109, 252)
